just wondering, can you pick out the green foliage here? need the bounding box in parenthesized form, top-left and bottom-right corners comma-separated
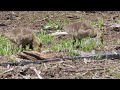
(80, 37, 102, 52)
(92, 18, 104, 29)
(37, 31, 103, 55)
(81, 38, 96, 52)
(51, 39, 79, 56)
(44, 23, 59, 30)
(43, 20, 61, 30)
(37, 31, 53, 45)
(0, 30, 103, 56)
(0, 12, 104, 57)
(52, 39, 73, 51)
(0, 35, 21, 55)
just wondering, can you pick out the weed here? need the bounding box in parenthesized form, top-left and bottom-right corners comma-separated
(51, 39, 72, 52)
(37, 31, 53, 45)
(92, 18, 104, 30)
(80, 37, 103, 52)
(43, 19, 61, 30)
(37, 30, 103, 55)
(80, 38, 96, 52)
(0, 29, 103, 56)
(0, 35, 25, 55)
(0, 35, 18, 55)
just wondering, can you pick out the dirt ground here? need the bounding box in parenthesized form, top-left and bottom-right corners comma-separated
(0, 11, 120, 79)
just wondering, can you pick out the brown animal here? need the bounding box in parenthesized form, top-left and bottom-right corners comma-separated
(63, 21, 103, 44)
(2, 27, 42, 52)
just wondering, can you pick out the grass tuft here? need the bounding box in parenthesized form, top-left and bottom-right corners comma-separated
(0, 35, 21, 55)
(92, 18, 104, 30)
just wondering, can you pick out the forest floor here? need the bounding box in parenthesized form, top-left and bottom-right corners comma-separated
(0, 11, 120, 79)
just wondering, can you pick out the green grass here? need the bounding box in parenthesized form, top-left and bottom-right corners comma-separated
(80, 38, 96, 52)
(43, 18, 72, 31)
(36, 32, 78, 55)
(0, 29, 103, 56)
(37, 31, 53, 45)
(37, 31, 103, 56)
(43, 19, 62, 30)
(92, 18, 104, 30)
(0, 35, 22, 55)
(0, 32, 53, 56)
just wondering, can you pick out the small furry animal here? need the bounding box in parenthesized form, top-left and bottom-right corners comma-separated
(2, 27, 42, 52)
(63, 21, 103, 44)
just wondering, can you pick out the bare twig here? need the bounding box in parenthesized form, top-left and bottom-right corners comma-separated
(30, 67, 43, 79)
(0, 67, 18, 75)
(43, 63, 47, 69)
(62, 63, 76, 68)
(50, 31, 68, 36)
(79, 71, 89, 77)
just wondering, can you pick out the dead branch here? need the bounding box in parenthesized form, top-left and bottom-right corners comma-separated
(30, 67, 43, 79)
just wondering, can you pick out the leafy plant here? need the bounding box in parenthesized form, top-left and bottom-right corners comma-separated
(80, 37, 102, 52)
(92, 18, 104, 30)
(0, 35, 21, 55)
(80, 38, 96, 52)
(43, 19, 61, 30)
(37, 30, 103, 55)
(37, 31, 53, 45)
